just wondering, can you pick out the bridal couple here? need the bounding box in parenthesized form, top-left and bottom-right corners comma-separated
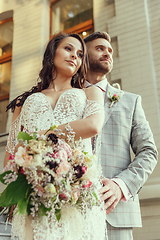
(4, 31, 157, 240)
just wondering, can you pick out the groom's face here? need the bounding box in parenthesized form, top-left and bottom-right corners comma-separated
(86, 38, 113, 74)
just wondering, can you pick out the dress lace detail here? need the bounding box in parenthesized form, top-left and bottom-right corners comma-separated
(83, 99, 104, 119)
(6, 88, 106, 240)
(12, 205, 107, 240)
(20, 89, 88, 132)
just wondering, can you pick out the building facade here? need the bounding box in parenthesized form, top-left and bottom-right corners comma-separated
(0, 0, 160, 239)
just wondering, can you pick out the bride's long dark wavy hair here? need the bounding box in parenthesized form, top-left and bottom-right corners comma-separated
(7, 32, 88, 113)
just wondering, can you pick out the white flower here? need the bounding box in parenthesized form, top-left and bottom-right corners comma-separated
(32, 154, 44, 167)
(81, 164, 102, 183)
(84, 153, 97, 166)
(15, 146, 33, 167)
(27, 139, 46, 154)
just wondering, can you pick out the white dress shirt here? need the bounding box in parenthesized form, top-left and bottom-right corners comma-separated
(84, 79, 132, 201)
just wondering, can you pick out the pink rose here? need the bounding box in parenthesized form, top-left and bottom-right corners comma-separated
(9, 155, 15, 160)
(62, 142, 72, 158)
(82, 180, 92, 189)
(53, 149, 68, 162)
(82, 166, 87, 174)
(59, 189, 71, 201)
(56, 161, 71, 175)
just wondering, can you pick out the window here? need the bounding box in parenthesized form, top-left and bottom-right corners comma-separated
(111, 36, 118, 58)
(107, 36, 120, 85)
(50, 0, 93, 38)
(0, 18, 13, 134)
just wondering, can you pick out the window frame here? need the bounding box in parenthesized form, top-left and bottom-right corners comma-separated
(0, 17, 13, 102)
(50, 0, 93, 37)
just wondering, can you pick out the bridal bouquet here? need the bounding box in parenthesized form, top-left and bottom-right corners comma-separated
(0, 125, 101, 222)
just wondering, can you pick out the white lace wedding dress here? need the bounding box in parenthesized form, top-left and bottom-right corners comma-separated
(6, 88, 107, 240)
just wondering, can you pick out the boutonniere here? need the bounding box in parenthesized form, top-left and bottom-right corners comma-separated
(108, 92, 120, 108)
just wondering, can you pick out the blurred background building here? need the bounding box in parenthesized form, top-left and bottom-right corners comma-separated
(0, 0, 160, 239)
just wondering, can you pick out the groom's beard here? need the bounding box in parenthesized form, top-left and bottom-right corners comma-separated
(89, 57, 113, 75)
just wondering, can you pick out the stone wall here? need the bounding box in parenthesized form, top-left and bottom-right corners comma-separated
(94, 0, 160, 239)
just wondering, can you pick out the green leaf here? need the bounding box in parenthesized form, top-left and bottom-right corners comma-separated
(71, 195, 75, 204)
(27, 196, 32, 216)
(50, 125, 58, 131)
(0, 174, 32, 207)
(38, 204, 46, 217)
(38, 203, 51, 217)
(55, 209, 61, 221)
(52, 195, 57, 202)
(92, 191, 98, 201)
(44, 125, 58, 135)
(83, 152, 88, 155)
(17, 132, 33, 143)
(32, 132, 37, 140)
(18, 198, 28, 215)
(0, 171, 14, 185)
(61, 180, 71, 193)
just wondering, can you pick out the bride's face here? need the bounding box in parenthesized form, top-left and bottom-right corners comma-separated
(54, 37, 83, 78)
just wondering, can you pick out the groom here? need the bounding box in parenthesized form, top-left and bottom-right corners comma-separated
(84, 32, 158, 240)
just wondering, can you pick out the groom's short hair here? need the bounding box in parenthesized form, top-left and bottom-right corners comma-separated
(84, 31, 111, 44)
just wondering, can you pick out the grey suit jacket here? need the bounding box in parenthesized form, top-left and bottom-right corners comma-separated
(100, 83, 158, 227)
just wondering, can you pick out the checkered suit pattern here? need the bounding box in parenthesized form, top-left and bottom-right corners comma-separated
(106, 221, 133, 240)
(100, 83, 158, 228)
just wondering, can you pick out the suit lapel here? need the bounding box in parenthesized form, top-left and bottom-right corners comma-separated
(103, 83, 124, 125)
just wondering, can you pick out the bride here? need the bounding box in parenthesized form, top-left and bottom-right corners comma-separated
(4, 32, 107, 240)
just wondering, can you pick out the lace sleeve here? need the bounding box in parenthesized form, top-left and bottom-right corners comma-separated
(20, 93, 51, 132)
(83, 99, 104, 119)
(6, 114, 21, 155)
(82, 99, 104, 165)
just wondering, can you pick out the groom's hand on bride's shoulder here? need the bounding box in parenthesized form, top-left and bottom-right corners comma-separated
(98, 178, 123, 215)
